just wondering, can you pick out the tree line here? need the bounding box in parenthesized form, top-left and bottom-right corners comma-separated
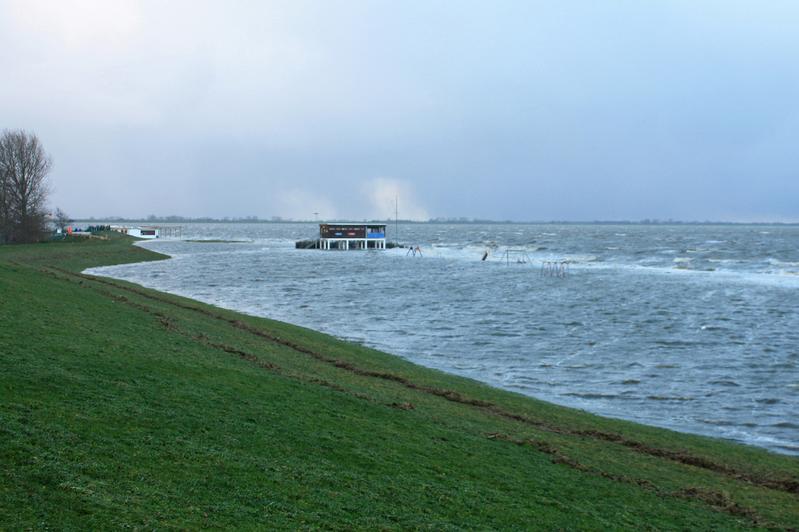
(0, 130, 53, 243)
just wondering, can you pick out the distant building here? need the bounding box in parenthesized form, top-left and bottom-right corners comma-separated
(318, 223, 386, 250)
(111, 225, 160, 239)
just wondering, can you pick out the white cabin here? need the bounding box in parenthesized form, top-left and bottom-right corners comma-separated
(112, 226, 160, 239)
(318, 223, 386, 250)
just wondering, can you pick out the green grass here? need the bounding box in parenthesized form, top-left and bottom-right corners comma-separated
(1, 234, 798, 529)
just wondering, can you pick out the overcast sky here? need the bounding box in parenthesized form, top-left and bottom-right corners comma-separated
(2, 1, 798, 221)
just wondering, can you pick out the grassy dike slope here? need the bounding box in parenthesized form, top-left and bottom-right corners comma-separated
(1, 235, 798, 530)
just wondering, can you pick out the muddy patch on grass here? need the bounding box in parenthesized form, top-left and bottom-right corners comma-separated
(57, 268, 799, 497)
(485, 432, 766, 526)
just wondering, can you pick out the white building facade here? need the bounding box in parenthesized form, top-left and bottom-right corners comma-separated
(318, 223, 386, 250)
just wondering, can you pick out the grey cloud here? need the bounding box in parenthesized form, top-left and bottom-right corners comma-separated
(1, 0, 797, 221)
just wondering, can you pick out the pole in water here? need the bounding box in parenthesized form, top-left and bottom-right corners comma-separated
(395, 195, 399, 247)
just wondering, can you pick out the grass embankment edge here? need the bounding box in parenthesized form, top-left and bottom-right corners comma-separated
(1, 234, 798, 529)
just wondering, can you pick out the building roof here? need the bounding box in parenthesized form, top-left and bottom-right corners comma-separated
(319, 222, 386, 226)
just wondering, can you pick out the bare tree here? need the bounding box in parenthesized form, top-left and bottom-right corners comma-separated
(0, 150, 7, 242)
(53, 207, 72, 232)
(0, 130, 52, 243)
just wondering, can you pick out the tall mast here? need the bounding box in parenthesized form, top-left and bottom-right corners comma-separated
(395, 196, 398, 245)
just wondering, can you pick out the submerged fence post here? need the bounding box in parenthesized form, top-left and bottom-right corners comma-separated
(540, 260, 569, 278)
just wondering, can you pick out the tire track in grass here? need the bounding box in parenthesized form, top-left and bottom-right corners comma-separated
(35, 265, 799, 526)
(47, 266, 799, 497)
(40, 266, 378, 406)
(485, 433, 765, 527)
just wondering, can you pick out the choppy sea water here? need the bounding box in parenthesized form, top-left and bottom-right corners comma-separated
(85, 223, 799, 454)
